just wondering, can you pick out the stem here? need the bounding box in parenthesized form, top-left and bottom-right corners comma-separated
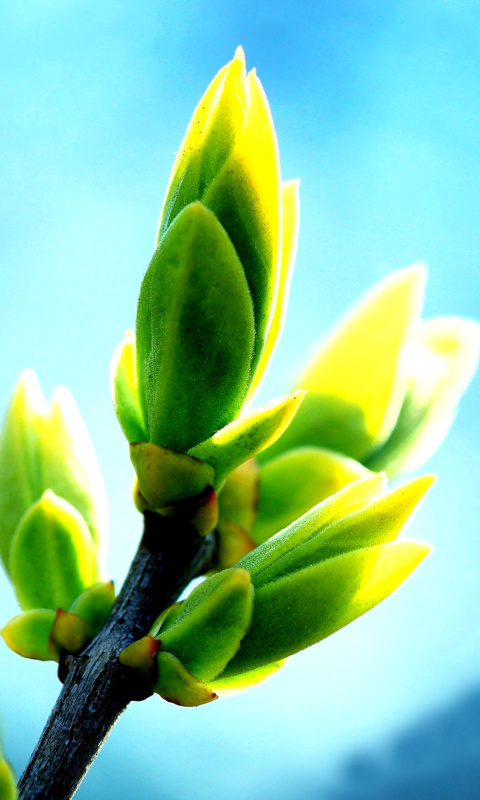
(17, 512, 215, 800)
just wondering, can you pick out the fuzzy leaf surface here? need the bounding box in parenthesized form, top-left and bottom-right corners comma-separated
(136, 202, 255, 452)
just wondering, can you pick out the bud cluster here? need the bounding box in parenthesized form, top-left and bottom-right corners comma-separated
(0, 371, 114, 661)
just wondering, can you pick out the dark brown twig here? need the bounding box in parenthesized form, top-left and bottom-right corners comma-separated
(17, 512, 215, 800)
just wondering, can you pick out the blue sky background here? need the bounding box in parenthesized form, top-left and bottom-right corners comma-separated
(1, 1, 479, 797)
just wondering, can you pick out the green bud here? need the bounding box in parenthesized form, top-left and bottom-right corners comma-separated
(217, 459, 259, 533)
(154, 652, 218, 707)
(50, 609, 90, 654)
(224, 539, 430, 677)
(69, 581, 115, 638)
(157, 47, 284, 381)
(252, 446, 372, 545)
(260, 266, 479, 478)
(136, 202, 255, 453)
(130, 442, 214, 509)
(1, 609, 58, 661)
(138, 473, 432, 699)
(366, 316, 480, 476)
(111, 51, 303, 510)
(156, 568, 253, 683)
(262, 265, 426, 463)
(119, 634, 161, 677)
(0, 370, 108, 570)
(188, 391, 305, 489)
(9, 491, 101, 613)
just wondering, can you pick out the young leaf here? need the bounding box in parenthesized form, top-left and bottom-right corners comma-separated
(157, 47, 248, 242)
(9, 491, 100, 612)
(69, 581, 115, 637)
(262, 265, 426, 462)
(248, 474, 434, 588)
(110, 329, 147, 444)
(366, 316, 480, 476)
(246, 179, 300, 402)
(136, 202, 255, 452)
(154, 652, 218, 707)
(252, 447, 372, 545)
(159, 568, 253, 682)
(217, 459, 259, 532)
(130, 442, 214, 509)
(209, 659, 286, 697)
(239, 473, 387, 588)
(201, 66, 282, 378)
(188, 391, 305, 489)
(0, 370, 45, 569)
(1, 609, 58, 661)
(44, 386, 108, 558)
(222, 540, 432, 675)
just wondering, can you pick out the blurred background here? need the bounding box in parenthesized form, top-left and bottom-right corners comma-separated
(1, 1, 479, 797)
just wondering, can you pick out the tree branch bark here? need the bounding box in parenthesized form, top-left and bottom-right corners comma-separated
(17, 512, 216, 800)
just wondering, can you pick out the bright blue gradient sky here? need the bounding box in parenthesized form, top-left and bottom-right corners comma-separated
(1, 2, 480, 797)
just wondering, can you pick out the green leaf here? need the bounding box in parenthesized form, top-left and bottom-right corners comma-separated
(262, 265, 426, 462)
(1, 609, 58, 661)
(157, 47, 248, 242)
(9, 491, 101, 612)
(246, 179, 300, 401)
(222, 539, 432, 676)
(0, 370, 45, 569)
(218, 459, 259, 532)
(136, 202, 255, 452)
(157, 49, 282, 384)
(43, 385, 108, 559)
(153, 651, 218, 707)
(366, 316, 480, 476)
(189, 391, 305, 489)
(246, 474, 434, 588)
(159, 568, 253, 682)
(209, 659, 286, 697)
(69, 581, 115, 637)
(239, 473, 387, 588)
(0, 371, 108, 571)
(252, 447, 372, 545)
(130, 442, 214, 509)
(110, 329, 147, 443)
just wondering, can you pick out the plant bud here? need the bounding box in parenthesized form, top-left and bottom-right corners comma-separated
(111, 51, 303, 512)
(260, 265, 479, 478)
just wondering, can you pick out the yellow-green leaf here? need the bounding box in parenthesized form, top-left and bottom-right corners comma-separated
(248, 474, 434, 587)
(153, 651, 218, 707)
(189, 391, 305, 489)
(217, 459, 259, 532)
(9, 491, 101, 612)
(157, 47, 248, 243)
(136, 202, 255, 452)
(239, 473, 387, 588)
(130, 442, 214, 509)
(69, 581, 115, 637)
(159, 568, 253, 683)
(1, 609, 58, 661)
(222, 540, 431, 675)
(110, 329, 147, 444)
(367, 316, 480, 476)
(246, 179, 300, 401)
(263, 265, 426, 462)
(252, 447, 372, 545)
(209, 659, 286, 697)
